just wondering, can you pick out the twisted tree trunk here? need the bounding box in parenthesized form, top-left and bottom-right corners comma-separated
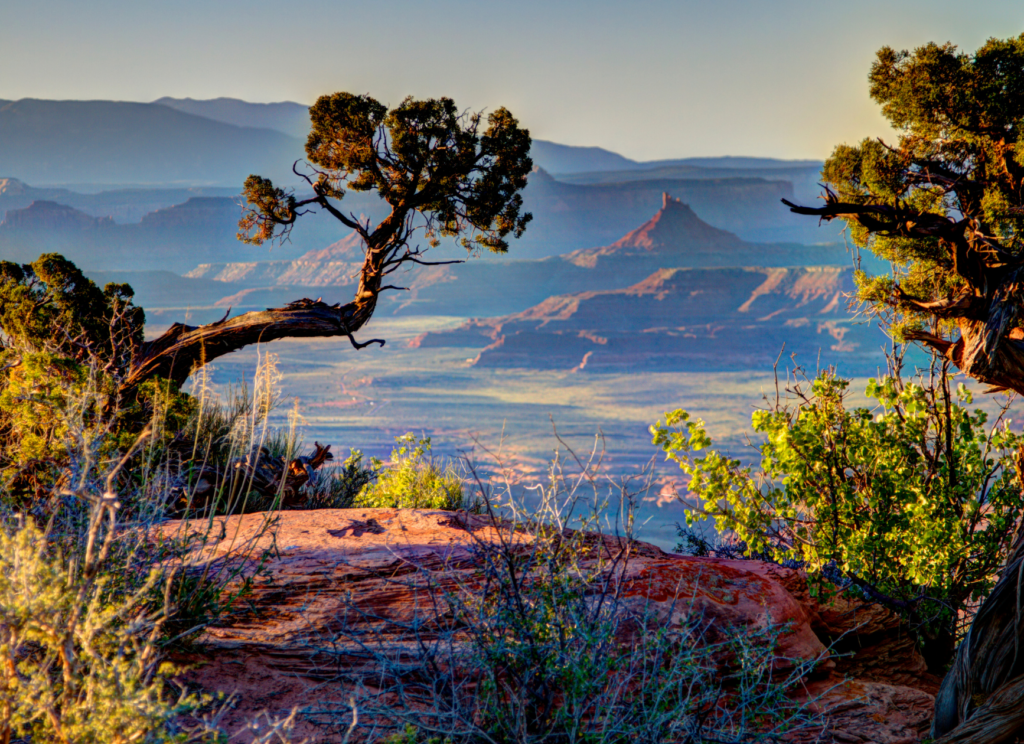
(122, 296, 381, 394)
(118, 216, 403, 398)
(932, 527, 1024, 741)
(784, 196, 1024, 395)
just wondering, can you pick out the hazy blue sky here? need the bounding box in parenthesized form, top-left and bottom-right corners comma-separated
(2, 0, 1022, 160)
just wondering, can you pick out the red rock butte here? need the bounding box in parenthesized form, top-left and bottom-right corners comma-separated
(567, 192, 745, 268)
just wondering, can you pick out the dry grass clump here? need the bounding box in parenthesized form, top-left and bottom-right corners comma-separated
(0, 352, 313, 743)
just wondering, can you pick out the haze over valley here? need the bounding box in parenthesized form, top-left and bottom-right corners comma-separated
(0, 95, 885, 547)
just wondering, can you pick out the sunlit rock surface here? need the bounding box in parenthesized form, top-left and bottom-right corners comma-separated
(167, 509, 937, 743)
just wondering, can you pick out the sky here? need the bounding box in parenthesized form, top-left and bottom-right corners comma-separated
(2, 0, 1023, 161)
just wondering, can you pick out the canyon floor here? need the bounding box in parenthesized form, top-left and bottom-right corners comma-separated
(187, 315, 895, 550)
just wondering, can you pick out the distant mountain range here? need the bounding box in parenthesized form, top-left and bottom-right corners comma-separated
(0, 95, 841, 286)
(151, 97, 312, 139)
(0, 97, 823, 189)
(399, 197, 878, 373)
(0, 99, 302, 186)
(153, 96, 823, 179)
(0, 198, 255, 273)
(0, 177, 237, 222)
(85, 191, 872, 373)
(0, 166, 841, 272)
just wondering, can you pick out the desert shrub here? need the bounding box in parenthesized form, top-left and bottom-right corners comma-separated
(0, 254, 185, 413)
(354, 434, 464, 510)
(0, 254, 143, 375)
(0, 510, 310, 744)
(310, 440, 827, 743)
(302, 451, 376, 509)
(0, 254, 199, 501)
(0, 374, 308, 742)
(652, 365, 1024, 671)
(0, 510, 187, 743)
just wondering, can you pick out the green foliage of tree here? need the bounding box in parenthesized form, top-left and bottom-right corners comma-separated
(652, 369, 1024, 669)
(241, 93, 532, 254)
(786, 34, 1024, 393)
(0, 254, 144, 368)
(0, 254, 194, 493)
(355, 433, 465, 511)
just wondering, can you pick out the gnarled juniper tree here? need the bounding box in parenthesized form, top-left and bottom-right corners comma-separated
(784, 34, 1024, 741)
(124, 93, 532, 394)
(786, 35, 1024, 394)
(0, 94, 531, 500)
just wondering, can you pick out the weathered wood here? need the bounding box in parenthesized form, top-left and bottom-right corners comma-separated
(178, 442, 335, 514)
(123, 297, 381, 393)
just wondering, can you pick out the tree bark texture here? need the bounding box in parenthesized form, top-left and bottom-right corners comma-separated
(932, 526, 1024, 741)
(119, 239, 392, 397)
(123, 297, 379, 393)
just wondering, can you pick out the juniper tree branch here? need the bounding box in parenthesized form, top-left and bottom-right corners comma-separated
(122, 297, 379, 394)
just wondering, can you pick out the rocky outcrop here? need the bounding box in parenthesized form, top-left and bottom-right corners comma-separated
(185, 260, 360, 288)
(565, 193, 746, 268)
(183, 231, 364, 287)
(169, 509, 937, 743)
(411, 265, 882, 372)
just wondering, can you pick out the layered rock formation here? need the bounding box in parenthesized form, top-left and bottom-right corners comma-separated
(185, 232, 364, 287)
(170, 509, 937, 743)
(412, 264, 881, 373)
(391, 195, 850, 319)
(565, 192, 746, 267)
(183, 196, 849, 322)
(0, 198, 251, 272)
(520, 167, 824, 250)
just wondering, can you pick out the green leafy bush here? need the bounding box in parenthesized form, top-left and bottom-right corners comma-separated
(354, 434, 464, 510)
(652, 368, 1024, 670)
(0, 254, 196, 497)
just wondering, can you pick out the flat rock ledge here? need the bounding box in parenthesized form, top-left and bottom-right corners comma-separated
(164, 509, 939, 743)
